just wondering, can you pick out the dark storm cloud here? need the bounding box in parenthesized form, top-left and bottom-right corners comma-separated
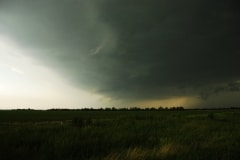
(0, 0, 239, 103)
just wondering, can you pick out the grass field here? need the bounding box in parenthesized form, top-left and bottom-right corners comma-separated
(0, 109, 240, 160)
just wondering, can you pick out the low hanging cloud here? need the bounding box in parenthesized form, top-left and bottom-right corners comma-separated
(0, 0, 239, 107)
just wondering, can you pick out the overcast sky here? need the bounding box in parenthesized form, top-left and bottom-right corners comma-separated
(0, 0, 239, 109)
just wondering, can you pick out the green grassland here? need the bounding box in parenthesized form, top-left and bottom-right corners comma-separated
(0, 109, 240, 160)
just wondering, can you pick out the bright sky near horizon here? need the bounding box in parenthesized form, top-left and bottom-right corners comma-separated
(0, 35, 110, 109)
(0, 0, 239, 109)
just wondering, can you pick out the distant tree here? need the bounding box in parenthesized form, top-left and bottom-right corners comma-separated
(119, 108, 128, 111)
(150, 107, 156, 111)
(158, 106, 164, 110)
(130, 107, 141, 111)
(111, 107, 117, 111)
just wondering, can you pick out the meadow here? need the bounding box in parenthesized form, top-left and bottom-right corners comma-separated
(0, 109, 239, 160)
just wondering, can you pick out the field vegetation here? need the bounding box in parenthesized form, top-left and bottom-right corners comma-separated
(0, 109, 239, 160)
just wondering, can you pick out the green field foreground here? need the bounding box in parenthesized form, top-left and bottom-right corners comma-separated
(0, 109, 240, 160)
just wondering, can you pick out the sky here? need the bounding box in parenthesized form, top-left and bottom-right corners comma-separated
(0, 0, 239, 109)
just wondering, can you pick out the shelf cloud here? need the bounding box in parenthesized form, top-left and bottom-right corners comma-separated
(0, 0, 239, 108)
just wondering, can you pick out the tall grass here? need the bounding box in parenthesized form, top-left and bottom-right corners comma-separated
(0, 110, 239, 160)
